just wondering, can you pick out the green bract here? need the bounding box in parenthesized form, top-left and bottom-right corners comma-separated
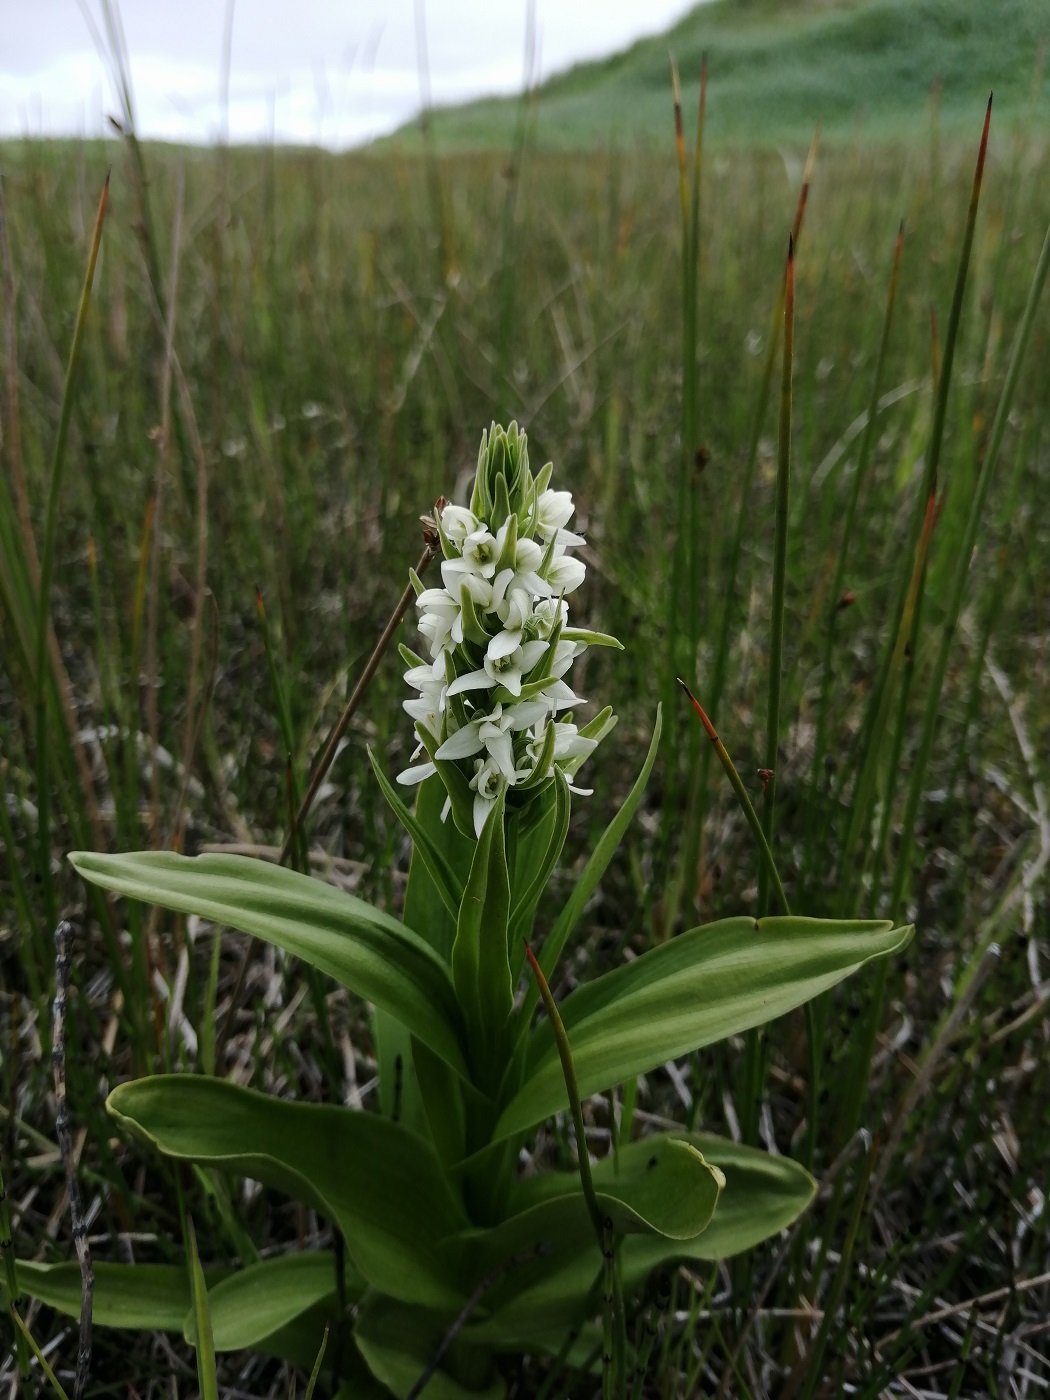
(39, 429, 914, 1398)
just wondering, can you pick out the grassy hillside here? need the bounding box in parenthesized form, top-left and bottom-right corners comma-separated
(391, 0, 1050, 150)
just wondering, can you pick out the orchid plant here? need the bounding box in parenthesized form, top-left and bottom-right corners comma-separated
(19, 424, 912, 1398)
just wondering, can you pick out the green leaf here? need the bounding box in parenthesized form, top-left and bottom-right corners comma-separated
(515, 718, 556, 790)
(453, 792, 513, 1063)
(374, 773, 474, 1131)
(399, 643, 429, 670)
(493, 509, 518, 573)
(69, 850, 468, 1078)
(508, 772, 570, 957)
(15, 1261, 229, 1332)
(507, 1133, 814, 1258)
(368, 748, 464, 921)
(188, 1252, 363, 1352)
(499, 916, 913, 1139)
(458, 1136, 722, 1277)
(305, 1325, 331, 1400)
(413, 1035, 468, 1167)
(465, 1133, 815, 1349)
(517, 707, 662, 1037)
(417, 720, 477, 841)
(458, 583, 492, 646)
(354, 1292, 505, 1400)
(107, 1076, 469, 1309)
(186, 1218, 219, 1400)
(407, 773, 477, 958)
(561, 629, 624, 649)
(16, 1256, 347, 1373)
(577, 704, 617, 744)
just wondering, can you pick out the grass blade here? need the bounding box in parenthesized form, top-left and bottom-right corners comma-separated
(889, 202, 1050, 918)
(33, 172, 109, 931)
(186, 1217, 219, 1400)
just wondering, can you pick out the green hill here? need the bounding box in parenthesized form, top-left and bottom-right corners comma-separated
(387, 0, 1050, 150)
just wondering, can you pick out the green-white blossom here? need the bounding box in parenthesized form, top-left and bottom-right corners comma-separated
(398, 422, 621, 837)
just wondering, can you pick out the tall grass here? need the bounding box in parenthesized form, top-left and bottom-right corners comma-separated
(1, 79, 1049, 1392)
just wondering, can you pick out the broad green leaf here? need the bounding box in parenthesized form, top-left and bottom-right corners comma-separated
(453, 792, 512, 1067)
(368, 749, 464, 922)
(507, 1133, 815, 1257)
(15, 1261, 229, 1332)
(518, 707, 662, 1035)
(466, 1133, 815, 1349)
(243, 1299, 350, 1374)
(17, 1258, 360, 1377)
(499, 916, 913, 1139)
(413, 1036, 467, 1167)
(69, 850, 467, 1078)
(355, 1292, 505, 1400)
(186, 1251, 364, 1352)
(108, 1076, 469, 1309)
(454, 1136, 722, 1284)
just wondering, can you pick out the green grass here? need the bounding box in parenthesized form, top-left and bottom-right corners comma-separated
(390, 0, 1050, 150)
(1, 35, 1049, 1396)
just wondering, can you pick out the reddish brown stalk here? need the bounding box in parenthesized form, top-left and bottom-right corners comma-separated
(676, 677, 718, 744)
(976, 91, 993, 185)
(669, 55, 688, 232)
(791, 124, 821, 248)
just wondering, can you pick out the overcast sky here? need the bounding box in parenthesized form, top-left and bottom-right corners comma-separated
(1, 1, 700, 148)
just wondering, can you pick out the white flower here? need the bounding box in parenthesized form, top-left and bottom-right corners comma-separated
(535, 488, 585, 547)
(437, 700, 548, 779)
(447, 636, 549, 699)
(438, 559, 493, 601)
(530, 597, 568, 639)
(491, 561, 551, 629)
(544, 547, 586, 595)
(469, 756, 505, 836)
(503, 530, 545, 573)
(549, 720, 597, 765)
(416, 587, 461, 658)
(459, 527, 500, 578)
(440, 504, 479, 549)
(402, 657, 446, 731)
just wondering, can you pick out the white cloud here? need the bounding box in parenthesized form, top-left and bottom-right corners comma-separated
(0, 0, 703, 147)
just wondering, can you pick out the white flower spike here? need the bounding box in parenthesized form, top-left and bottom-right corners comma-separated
(397, 422, 622, 838)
